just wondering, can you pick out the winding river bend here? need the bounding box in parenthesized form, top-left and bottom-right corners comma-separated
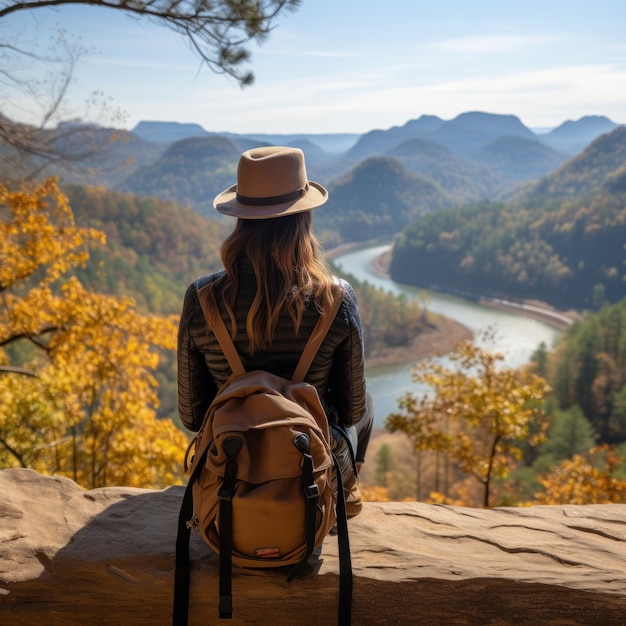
(334, 244, 563, 427)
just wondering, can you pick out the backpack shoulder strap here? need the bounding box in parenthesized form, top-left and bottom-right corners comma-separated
(197, 284, 344, 382)
(196, 286, 245, 377)
(292, 287, 344, 383)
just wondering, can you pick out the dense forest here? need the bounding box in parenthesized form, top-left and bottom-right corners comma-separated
(544, 297, 626, 445)
(390, 127, 626, 310)
(502, 296, 626, 503)
(314, 157, 451, 246)
(117, 136, 249, 217)
(63, 185, 229, 314)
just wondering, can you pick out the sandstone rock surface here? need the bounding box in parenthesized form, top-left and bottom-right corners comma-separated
(1, 468, 625, 625)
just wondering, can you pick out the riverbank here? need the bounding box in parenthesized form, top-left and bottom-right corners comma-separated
(324, 242, 474, 369)
(324, 239, 383, 262)
(365, 314, 472, 369)
(370, 249, 583, 332)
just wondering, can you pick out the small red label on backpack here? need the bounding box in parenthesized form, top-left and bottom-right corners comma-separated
(255, 547, 280, 558)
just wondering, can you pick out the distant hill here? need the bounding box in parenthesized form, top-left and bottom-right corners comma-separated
(2, 124, 168, 187)
(347, 112, 536, 161)
(232, 132, 360, 155)
(428, 111, 537, 155)
(131, 120, 360, 155)
(343, 112, 571, 196)
(314, 156, 450, 246)
(117, 135, 248, 216)
(470, 136, 569, 186)
(385, 137, 503, 203)
(346, 115, 445, 160)
(132, 121, 210, 143)
(538, 115, 621, 154)
(11, 111, 620, 235)
(130, 114, 620, 162)
(520, 125, 626, 199)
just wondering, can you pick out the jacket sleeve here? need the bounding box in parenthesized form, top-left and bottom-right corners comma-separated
(328, 281, 367, 427)
(177, 281, 218, 431)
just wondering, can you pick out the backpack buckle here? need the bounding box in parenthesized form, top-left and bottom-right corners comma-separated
(304, 483, 320, 499)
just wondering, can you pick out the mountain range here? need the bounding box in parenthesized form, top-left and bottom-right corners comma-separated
(132, 112, 620, 158)
(21, 111, 623, 243)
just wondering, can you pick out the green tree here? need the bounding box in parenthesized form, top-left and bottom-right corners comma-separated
(543, 405, 597, 462)
(375, 443, 393, 487)
(530, 341, 549, 378)
(547, 298, 626, 443)
(387, 332, 550, 507)
(609, 386, 626, 440)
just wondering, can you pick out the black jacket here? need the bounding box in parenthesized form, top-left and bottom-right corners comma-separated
(177, 261, 367, 432)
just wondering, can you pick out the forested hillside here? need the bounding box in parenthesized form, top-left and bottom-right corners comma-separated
(315, 157, 451, 246)
(117, 135, 256, 216)
(17, 113, 615, 255)
(64, 185, 230, 314)
(518, 126, 626, 199)
(384, 138, 502, 204)
(546, 297, 626, 444)
(62, 186, 231, 420)
(390, 126, 626, 310)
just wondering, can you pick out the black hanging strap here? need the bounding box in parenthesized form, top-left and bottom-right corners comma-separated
(218, 437, 243, 619)
(172, 445, 210, 626)
(288, 433, 319, 583)
(333, 453, 353, 626)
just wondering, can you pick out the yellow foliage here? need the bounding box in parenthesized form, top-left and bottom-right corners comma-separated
(0, 178, 105, 291)
(536, 445, 626, 504)
(387, 330, 550, 507)
(426, 491, 467, 507)
(0, 179, 187, 488)
(360, 484, 391, 502)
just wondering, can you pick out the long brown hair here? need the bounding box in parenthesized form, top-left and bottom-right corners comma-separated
(207, 211, 337, 353)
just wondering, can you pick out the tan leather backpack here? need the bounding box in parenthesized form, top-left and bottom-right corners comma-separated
(173, 287, 352, 625)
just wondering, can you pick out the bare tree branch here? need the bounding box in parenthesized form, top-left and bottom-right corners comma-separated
(0, 1, 299, 179)
(0, 436, 28, 466)
(0, 328, 57, 349)
(0, 0, 300, 84)
(0, 365, 38, 376)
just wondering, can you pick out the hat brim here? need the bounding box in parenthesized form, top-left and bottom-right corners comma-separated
(213, 181, 328, 219)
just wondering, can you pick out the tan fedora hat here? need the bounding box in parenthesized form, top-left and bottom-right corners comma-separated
(213, 146, 328, 219)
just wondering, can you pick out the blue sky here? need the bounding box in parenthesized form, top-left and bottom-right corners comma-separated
(3, 0, 626, 134)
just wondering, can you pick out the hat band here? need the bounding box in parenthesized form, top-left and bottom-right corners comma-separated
(236, 184, 308, 206)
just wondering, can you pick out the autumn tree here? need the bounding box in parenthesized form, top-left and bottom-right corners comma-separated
(387, 332, 551, 507)
(0, 178, 188, 488)
(541, 405, 597, 463)
(536, 444, 626, 504)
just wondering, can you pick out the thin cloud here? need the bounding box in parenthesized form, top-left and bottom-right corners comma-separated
(425, 34, 559, 54)
(85, 55, 191, 71)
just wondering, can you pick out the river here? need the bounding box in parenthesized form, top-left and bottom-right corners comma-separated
(333, 244, 562, 427)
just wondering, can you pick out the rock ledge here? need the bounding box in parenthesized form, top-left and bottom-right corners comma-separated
(1, 468, 625, 625)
